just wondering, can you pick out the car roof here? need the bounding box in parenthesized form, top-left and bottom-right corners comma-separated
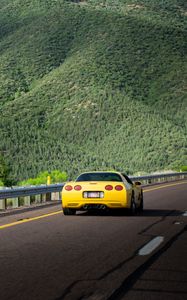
(78, 171, 122, 175)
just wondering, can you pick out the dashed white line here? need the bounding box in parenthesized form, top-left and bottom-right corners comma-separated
(138, 236, 164, 256)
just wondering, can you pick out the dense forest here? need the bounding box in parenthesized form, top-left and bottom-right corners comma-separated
(0, 0, 186, 181)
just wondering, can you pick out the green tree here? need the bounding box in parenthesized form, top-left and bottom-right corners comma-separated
(0, 154, 9, 186)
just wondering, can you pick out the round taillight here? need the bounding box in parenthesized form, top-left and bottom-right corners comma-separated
(105, 185, 113, 191)
(65, 185, 73, 191)
(115, 185, 123, 191)
(74, 185, 82, 191)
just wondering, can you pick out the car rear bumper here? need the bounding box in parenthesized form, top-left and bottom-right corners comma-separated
(62, 198, 130, 210)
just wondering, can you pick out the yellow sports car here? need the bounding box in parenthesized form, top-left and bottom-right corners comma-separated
(62, 171, 143, 215)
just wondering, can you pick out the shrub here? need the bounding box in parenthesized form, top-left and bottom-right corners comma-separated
(19, 170, 68, 185)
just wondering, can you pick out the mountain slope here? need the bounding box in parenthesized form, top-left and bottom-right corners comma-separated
(0, 0, 186, 180)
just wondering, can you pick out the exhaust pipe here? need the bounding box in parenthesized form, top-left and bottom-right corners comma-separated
(100, 205, 106, 210)
(83, 204, 106, 210)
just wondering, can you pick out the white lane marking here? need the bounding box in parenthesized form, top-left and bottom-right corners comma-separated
(183, 211, 187, 216)
(138, 236, 164, 256)
(174, 221, 182, 225)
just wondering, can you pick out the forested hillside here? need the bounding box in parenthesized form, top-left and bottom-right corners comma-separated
(0, 0, 186, 181)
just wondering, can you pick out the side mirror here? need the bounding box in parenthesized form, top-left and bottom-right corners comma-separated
(134, 181, 141, 186)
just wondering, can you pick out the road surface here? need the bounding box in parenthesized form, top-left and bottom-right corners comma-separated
(0, 181, 187, 300)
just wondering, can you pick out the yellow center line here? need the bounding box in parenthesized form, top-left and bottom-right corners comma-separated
(143, 181, 187, 193)
(0, 210, 63, 230)
(0, 181, 186, 230)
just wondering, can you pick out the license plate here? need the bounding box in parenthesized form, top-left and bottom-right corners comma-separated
(84, 192, 101, 198)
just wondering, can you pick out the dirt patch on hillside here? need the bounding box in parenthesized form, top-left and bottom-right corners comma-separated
(127, 4, 145, 10)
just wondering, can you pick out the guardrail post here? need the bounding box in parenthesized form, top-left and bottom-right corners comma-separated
(24, 196, 31, 206)
(0, 199, 6, 210)
(11, 198, 19, 208)
(51, 192, 60, 201)
(41, 194, 46, 203)
(35, 195, 41, 204)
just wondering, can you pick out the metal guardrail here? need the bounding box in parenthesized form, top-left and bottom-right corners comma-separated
(0, 184, 64, 200)
(0, 172, 186, 200)
(130, 172, 187, 182)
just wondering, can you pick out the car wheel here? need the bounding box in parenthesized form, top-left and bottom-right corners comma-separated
(138, 191, 144, 212)
(63, 208, 76, 216)
(129, 194, 136, 215)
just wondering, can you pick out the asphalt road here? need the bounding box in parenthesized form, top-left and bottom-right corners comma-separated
(0, 181, 187, 300)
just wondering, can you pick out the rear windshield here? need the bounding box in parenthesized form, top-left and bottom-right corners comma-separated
(76, 172, 122, 182)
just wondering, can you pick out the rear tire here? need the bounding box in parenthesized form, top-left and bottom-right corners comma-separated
(138, 191, 144, 212)
(129, 195, 136, 215)
(63, 208, 76, 216)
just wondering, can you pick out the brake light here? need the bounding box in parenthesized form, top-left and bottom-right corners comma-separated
(65, 185, 73, 191)
(105, 185, 113, 190)
(115, 185, 123, 191)
(74, 185, 82, 191)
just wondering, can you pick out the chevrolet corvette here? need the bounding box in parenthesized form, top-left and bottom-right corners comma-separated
(62, 171, 143, 215)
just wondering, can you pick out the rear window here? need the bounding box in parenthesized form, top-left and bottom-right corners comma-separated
(76, 172, 122, 182)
